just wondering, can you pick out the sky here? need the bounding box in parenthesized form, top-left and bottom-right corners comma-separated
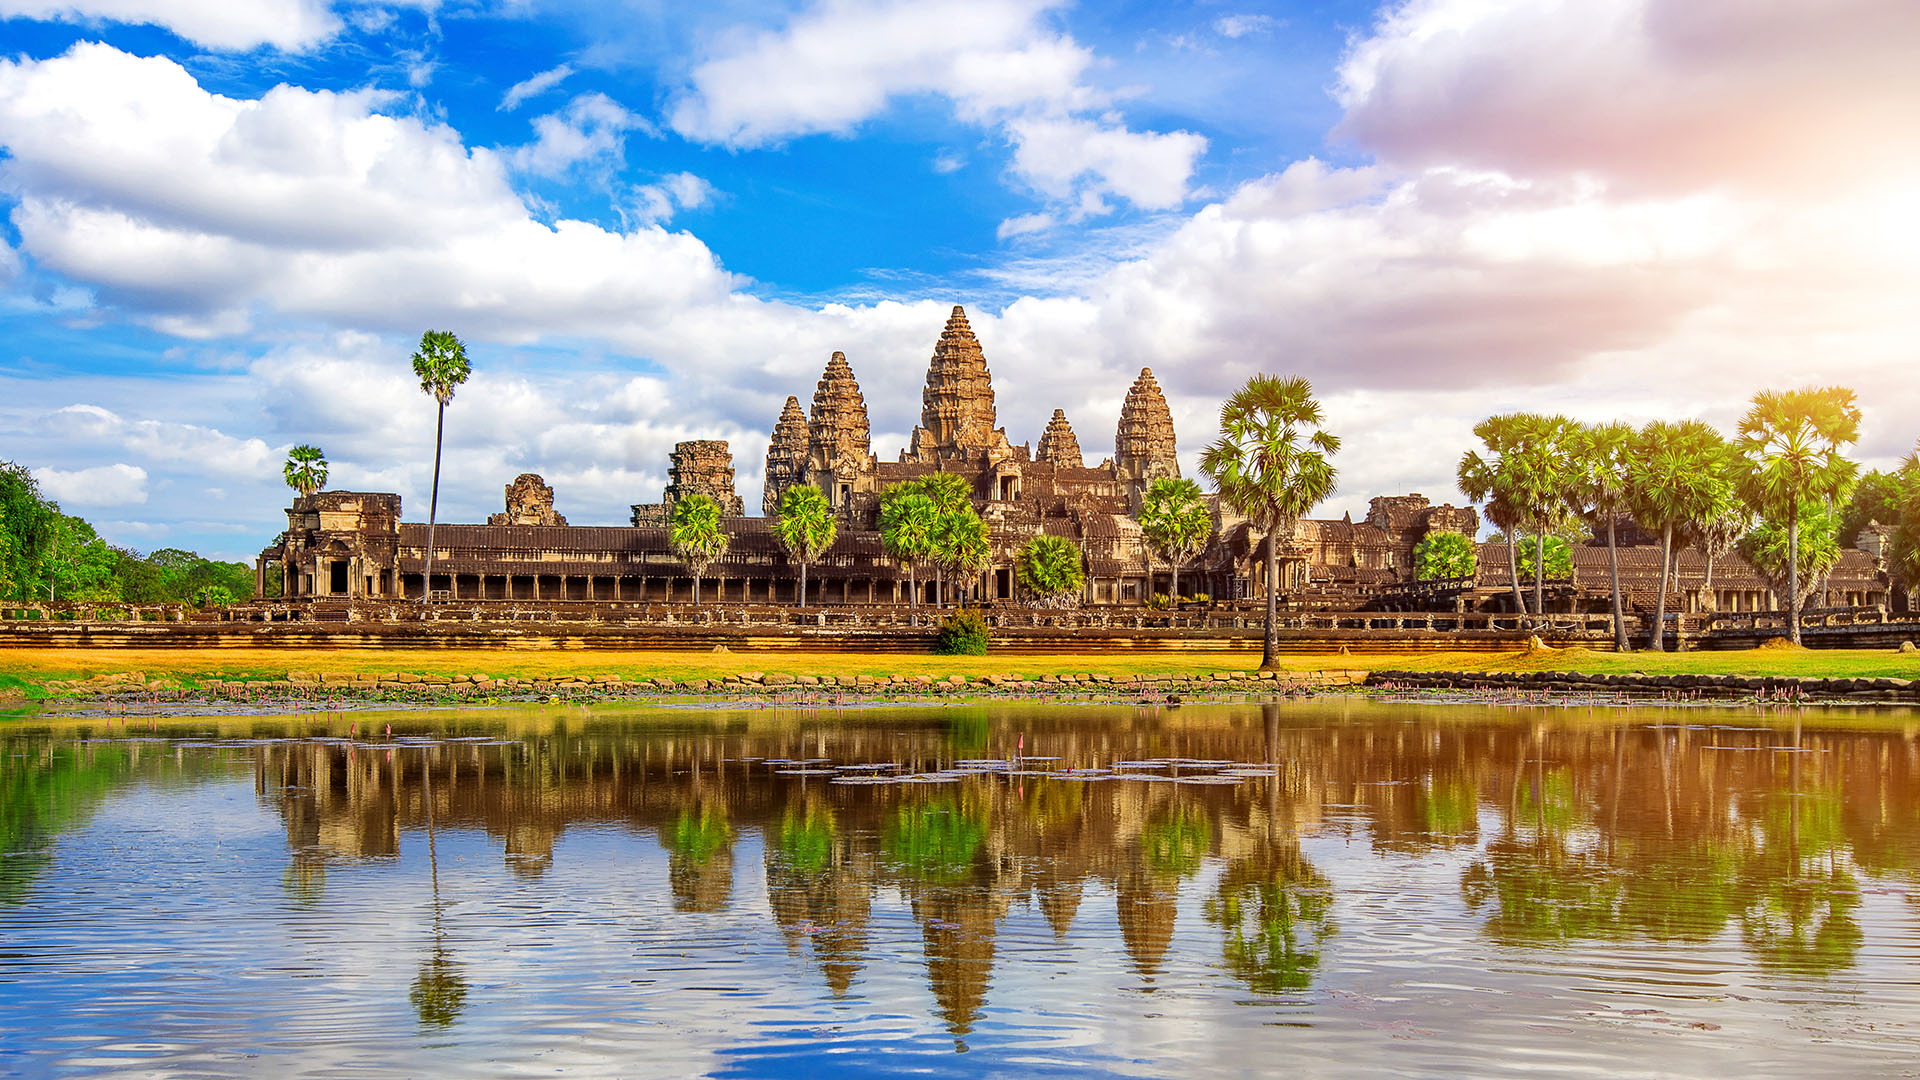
(1, 0, 1916, 562)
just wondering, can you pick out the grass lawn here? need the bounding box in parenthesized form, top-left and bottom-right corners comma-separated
(1, 642, 1916, 699)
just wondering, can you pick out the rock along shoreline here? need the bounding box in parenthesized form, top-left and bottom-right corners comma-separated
(1366, 668, 1920, 704)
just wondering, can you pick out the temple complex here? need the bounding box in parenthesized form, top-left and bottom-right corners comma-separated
(257, 304, 1897, 619)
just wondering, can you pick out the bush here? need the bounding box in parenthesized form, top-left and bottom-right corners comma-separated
(192, 584, 233, 609)
(1190, 592, 1210, 604)
(934, 609, 990, 655)
(1146, 592, 1171, 610)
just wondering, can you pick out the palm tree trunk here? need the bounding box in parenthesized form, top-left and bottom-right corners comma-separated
(798, 562, 808, 609)
(693, 571, 702, 605)
(1649, 525, 1673, 651)
(423, 401, 444, 604)
(1607, 516, 1629, 651)
(908, 564, 918, 609)
(1505, 536, 1525, 618)
(1533, 528, 1546, 616)
(1787, 501, 1802, 645)
(1262, 531, 1280, 669)
(1171, 555, 1180, 604)
(936, 567, 944, 608)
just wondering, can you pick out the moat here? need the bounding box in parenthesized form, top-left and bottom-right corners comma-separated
(5, 700, 1919, 1077)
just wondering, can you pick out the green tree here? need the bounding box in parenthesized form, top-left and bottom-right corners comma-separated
(668, 493, 729, 604)
(1741, 502, 1842, 609)
(933, 507, 989, 606)
(1137, 477, 1211, 602)
(282, 444, 328, 499)
(879, 485, 938, 608)
(190, 584, 233, 609)
(1630, 419, 1730, 651)
(1731, 387, 1861, 644)
(1459, 414, 1578, 617)
(1016, 534, 1084, 604)
(411, 330, 471, 602)
(1413, 531, 1476, 580)
(1886, 447, 1920, 601)
(0, 463, 57, 603)
(1513, 534, 1572, 580)
(1569, 422, 1636, 650)
(1695, 503, 1753, 607)
(1200, 375, 1340, 670)
(1839, 469, 1905, 546)
(907, 473, 974, 605)
(774, 484, 837, 608)
(1458, 419, 1535, 617)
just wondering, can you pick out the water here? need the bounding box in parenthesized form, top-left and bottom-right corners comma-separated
(4, 699, 1920, 1078)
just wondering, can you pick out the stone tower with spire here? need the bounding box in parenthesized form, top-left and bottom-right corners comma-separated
(806, 351, 876, 515)
(905, 305, 1017, 463)
(1115, 368, 1179, 501)
(1036, 409, 1083, 468)
(762, 395, 808, 516)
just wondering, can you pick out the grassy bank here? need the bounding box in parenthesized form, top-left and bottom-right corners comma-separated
(1, 643, 1916, 701)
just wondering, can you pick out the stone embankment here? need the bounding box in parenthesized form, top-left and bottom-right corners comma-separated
(34, 668, 1371, 706)
(1367, 668, 1920, 703)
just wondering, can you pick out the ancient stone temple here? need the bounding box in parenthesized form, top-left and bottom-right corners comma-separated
(806, 352, 875, 516)
(489, 473, 567, 527)
(905, 306, 1016, 462)
(762, 395, 808, 516)
(1115, 368, 1180, 488)
(630, 440, 743, 525)
(1036, 409, 1083, 468)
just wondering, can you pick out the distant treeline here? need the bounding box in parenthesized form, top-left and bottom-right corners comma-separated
(1, 462, 259, 606)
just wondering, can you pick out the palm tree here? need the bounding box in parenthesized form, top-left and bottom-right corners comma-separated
(1199, 375, 1340, 670)
(1569, 422, 1635, 650)
(1458, 422, 1530, 618)
(934, 507, 990, 606)
(669, 493, 729, 604)
(1137, 477, 1211, 603)
(1016, 534, 1084, 605)
(1732, 387, 1861, 644)
(1459, 414, 1577, 617)
(411, 330, 471, 602)
(915, 473, 972, 606)
(283, 444, 328, 499)
(774, 485, 837, 608)
(879, 485, 937, 608)
(1696, 503, 1752, 609)
(1629, 419, 1729, 651)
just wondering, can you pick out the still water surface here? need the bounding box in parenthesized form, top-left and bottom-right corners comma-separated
(4, 699, 1920, 1078)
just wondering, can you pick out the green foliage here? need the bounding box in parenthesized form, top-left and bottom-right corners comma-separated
(409, 955, 469, 1028)
(0, 463, 56, 602)
(410, 330, 472, 405)
(1460, 414, 1583, 613)
(1138, 477, 1211, 600)
(1741, 501, 1842, 604)
(1839, 469, 1905, 544)
(933, 609, 989, 655)
(191, 584, 233, 609)
(1143, 808, 1213, 877)
(1016, 534, 1083, 602)
(1413, 531, 1477, 580)
(1630, 419, 1733, 648)
(932, 505, 989, 586)
(283, 444, 328, 498)
(664, 806, 733, 863)
(1731, 387, 1861, 640)
(774, 805, 837, 875)
(1205, 852, 1335, 995)
(1144, 592, 1171, 610)
(668, 494, 730, 603)
(1513, 534, 1572, 580)
(774, 485, 837, 607)
(878, 484, 938, 605)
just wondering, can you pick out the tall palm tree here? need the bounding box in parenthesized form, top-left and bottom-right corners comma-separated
(283, 444, 328, 499)
(933, 507, 990, 606)
(1731, 387, 1861, 645)
(879, 485, 937, 609)
(411, 330, 470, 602)
(915, 473, 972, 606)
(774, 485, 837, 608)
(1137, 477, 1211, 603)
(1460, 414, 1577, 617)
(1629, 419, 1729, 651)
(1199, 375, 1340, 670)
(1458, 422, 1531, 618)
(669, 493, 729, 604)
(1569, 422, 1635, 651)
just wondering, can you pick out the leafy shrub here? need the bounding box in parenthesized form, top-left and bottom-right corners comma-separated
(1145, 592, 1171, 610)
(1414, 531, 1477, 580)
(192, 584, 233, 609)
(934, 609, 990, 655)
(1190, 592, 1210, 604)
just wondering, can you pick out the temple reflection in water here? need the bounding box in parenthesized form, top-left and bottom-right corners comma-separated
(240, 702, 1920, 1034)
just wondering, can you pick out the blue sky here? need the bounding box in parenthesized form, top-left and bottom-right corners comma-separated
(2, 0, 1917, 561)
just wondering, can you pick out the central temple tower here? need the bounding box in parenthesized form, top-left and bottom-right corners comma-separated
(905, 305, 1017, 462)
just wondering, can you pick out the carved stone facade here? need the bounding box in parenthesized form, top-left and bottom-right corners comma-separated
(1036, 409, 1083, 468)
(762, 395, 808, 517)
(1115, 368, 1180, 490)
(631, 440, 744, 525)
(806, 352, 876, 518)
(489, 473, 567, 527)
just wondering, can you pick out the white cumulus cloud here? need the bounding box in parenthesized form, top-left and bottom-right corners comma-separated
(0, 0, 341, 50)
(33, 462, 149, 506)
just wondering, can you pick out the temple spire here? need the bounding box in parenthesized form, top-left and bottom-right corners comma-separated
(919, 305, 996, 450)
